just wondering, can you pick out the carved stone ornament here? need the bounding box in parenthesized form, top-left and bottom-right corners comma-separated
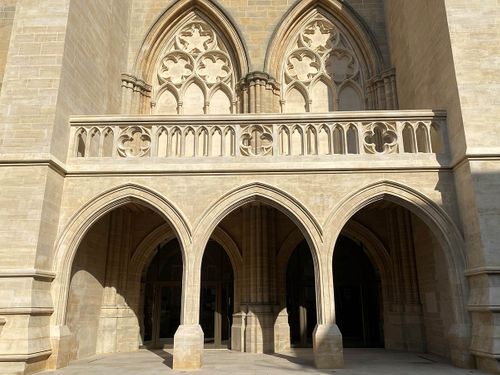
(281, 13, 364, 112)
(363, 122, 398, 154)
(240, 124, 273, 156)
(197, 51, 232, 84)
(118, 126, 151, 157)
(175, 22, 215, 54)
(153, 15, 236, 114)
(158, 52, 194, 85)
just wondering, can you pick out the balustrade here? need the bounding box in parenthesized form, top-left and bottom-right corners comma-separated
(70, 111, 446, 160)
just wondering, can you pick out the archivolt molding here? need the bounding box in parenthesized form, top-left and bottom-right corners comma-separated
(129, 223, 177, 278)
(265, 0, 383, 83)
(50, 183, 192, 326)
(133, 0, 249, 96)
(324, 180, 465, 264)
(341, 220, 391, 280)
(192, 182, 323, 267)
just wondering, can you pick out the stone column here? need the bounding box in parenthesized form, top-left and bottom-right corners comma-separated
(313, 248, 344, 369)
(173, 244, 203, 370)
(366, 68, 398, 110)
(240, 203, 277, 353)
(237, 72, 280, 114)
(121, 73, 152, 114)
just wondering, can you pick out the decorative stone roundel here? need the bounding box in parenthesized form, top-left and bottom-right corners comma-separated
(158, 52, 193, 85)
(197, 51, 232, 84)
(118, 126, 151, 157)
(240, 125, 273, 156)
(153, 15, 236, 115)
(286, 48, 321, 81)
(281, 13, 365, 113)
(176, 22, 215, 53)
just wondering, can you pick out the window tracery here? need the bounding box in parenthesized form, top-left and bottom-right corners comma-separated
(281, 14, 366, 113)
(153, 16, 236, 115)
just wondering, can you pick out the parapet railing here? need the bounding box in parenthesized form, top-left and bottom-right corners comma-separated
(69, 110, 447, 160)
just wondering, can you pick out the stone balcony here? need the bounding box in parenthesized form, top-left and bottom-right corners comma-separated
(68, 110, 449, 173)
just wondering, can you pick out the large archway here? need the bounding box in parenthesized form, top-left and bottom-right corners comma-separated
(50, 184, 192, 367)
(325, 184, 471, 367)
(65, 202, 184, 359)
(193, 182, 324, 355)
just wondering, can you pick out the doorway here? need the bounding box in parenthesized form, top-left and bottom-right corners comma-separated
(200, 240, 234, 348)
(142, 239, 182, 348)
(333, 235, 383, 348)
(286, 240, 317, 347)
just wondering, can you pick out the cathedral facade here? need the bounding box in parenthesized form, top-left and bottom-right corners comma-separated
(0, 0, 499, 374)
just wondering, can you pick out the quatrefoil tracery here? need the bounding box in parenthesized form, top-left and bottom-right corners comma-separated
(240, 125, 274, 156)
(363, 122, 398, 154)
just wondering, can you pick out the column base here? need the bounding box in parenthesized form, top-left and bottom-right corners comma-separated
(274, 309, 291, 353)
(313, 324, 344, 369)
(245, 305, 274, 353)
(447, 323, 474, 368)
(231, 312, 246, 352)
(46, 325, 76, 370)
(475, 356, 500, 374)
(173, 324, 204, 370)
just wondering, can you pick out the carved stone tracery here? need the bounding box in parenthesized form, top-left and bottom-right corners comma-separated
(153, 16, 236, 115)
(281, 14, 365, 113)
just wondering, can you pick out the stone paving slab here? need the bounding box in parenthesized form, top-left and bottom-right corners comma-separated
(41, 348, 487, 375)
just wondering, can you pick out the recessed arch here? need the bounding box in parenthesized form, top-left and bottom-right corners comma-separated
(323, 179, 469, 332)
(51, 184, 192, 327)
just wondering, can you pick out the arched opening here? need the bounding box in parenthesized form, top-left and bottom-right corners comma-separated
(331, 198, 467, 360)
(141, 239, 183, 348)
(200, 240, 234, 348)
(65, 202, 184, 358)
(199, 195, 321, 355)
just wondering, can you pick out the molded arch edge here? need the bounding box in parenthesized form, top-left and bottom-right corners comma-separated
(192, 182, 323, 268)
(129, 222, 243, 310)
(265, 0, 384, 80)
(133, 0, 250, 83)
(324, 179, 469, 324)
(51, 183, 192, 326)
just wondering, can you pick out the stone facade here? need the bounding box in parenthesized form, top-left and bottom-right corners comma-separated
(0, 1, 499, 374)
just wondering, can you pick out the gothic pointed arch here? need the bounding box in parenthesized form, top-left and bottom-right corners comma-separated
(134, 0, 249, 115)
(265, 0, 384, 113)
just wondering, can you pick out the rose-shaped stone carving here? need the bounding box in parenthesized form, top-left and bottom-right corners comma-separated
(301, 20, 338, 52)
(240, 125, 273, 156)
(286, 49, 321, 81)
(176, 22, 215, 54)
(326, 49, 359, 82)
(158, 52, 193, 85)
(197, 52, 232, 84)
(364, 122, 398, 154)
(117, 126, 151, 157)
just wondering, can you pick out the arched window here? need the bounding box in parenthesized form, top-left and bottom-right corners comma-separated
(280, 11, 367, 113)
(152, 13, 238, 115)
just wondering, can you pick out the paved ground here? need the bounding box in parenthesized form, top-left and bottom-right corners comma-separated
(42, 348, 486, 375)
